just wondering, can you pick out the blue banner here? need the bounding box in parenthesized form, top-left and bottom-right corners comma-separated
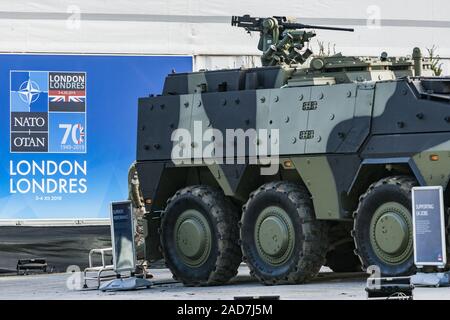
(0, 54, 192, 219)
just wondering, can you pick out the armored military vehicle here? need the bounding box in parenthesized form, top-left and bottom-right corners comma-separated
(130, 15, 450, 285)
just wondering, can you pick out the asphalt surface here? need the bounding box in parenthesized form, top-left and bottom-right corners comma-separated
(0, 265, 449, 300)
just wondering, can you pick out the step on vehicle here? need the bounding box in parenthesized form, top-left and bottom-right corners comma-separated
(129, 15, 450, 285)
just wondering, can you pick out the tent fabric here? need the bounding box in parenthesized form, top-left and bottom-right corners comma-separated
(0, 226, 111, 273)
(0, 1, 449, 71)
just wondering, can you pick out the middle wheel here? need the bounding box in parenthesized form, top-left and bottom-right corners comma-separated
(240, 181, 328, 285)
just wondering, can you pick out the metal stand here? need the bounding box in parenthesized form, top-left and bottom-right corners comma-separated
(83, 248, 115, 289)
(410, 187, 449, 288)
(365, 276, 414, 300)
(99, 274, 152, 292)
(411, 272, 450, 287)
(95, 201, 152, 292)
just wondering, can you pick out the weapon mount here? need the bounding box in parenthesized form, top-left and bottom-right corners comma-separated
(231, 15, 354, 66)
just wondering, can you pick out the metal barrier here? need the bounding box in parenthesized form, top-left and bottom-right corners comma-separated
(83, 248, 115, 289)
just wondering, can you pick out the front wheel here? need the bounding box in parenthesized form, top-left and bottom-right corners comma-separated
(353, 176, 417, 276)
(160, 185, 241, 286)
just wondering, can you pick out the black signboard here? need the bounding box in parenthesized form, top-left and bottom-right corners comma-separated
(110, 201, 136, 272)
(412, 186, 447, 267)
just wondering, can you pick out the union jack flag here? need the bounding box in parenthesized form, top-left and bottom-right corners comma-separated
(76, 124, 85, 144)
(50, 95, 85, 103)
(49, 90, 85, 103)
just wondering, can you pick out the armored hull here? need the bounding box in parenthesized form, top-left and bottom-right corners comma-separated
(132, 18, 450, 285)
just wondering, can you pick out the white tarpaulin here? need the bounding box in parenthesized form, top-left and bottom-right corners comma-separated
(1, 0, 450, 70)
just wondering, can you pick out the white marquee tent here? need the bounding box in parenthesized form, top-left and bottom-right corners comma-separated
(1, 0, 450, 72)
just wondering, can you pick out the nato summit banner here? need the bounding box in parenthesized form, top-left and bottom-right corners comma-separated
(10, 71, 87, 153)
(0, 54, 192, 219)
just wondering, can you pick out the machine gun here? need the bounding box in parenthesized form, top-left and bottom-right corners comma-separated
(231, 15, 354, 66)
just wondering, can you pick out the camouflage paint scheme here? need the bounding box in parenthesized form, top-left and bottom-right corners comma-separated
(133, 51, 450, 262)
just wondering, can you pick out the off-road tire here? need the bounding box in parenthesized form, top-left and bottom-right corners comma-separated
(160, 185, 242, 286)
(353, 176, 417, 276)
(240, 181, 328, 285)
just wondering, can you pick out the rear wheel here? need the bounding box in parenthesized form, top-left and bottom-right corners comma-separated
(240, 181, 328, 285)
(160, 185, 241, 286)
(353, 176, 416, 276)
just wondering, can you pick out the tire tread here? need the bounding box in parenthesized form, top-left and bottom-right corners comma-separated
(161, 185, 242, 286)
(241, 182, 328, 285)
(352, 175, 417, 276)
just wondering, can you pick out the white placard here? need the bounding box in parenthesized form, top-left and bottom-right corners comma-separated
(412, 186, 447, 267)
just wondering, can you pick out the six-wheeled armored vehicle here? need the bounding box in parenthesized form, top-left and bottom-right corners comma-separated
(129, 15, 450, 285)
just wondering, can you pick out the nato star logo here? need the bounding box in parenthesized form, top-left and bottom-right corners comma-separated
(10, 71, 48, 113)
(18, 79, 41, 107)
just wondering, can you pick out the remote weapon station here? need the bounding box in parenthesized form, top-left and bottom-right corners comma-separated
(130, 15, 449, 285)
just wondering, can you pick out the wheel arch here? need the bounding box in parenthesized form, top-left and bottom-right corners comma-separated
(444, 179, 450, 208)
(137, 162, 307, 214)
(134, 162, 222, 262)
(133, 162, 307, 262)
(347, 158, 425, 211)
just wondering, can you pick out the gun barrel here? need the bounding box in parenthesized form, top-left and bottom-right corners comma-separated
(282, 22, 354, 32)
(232, 16, 354, 32)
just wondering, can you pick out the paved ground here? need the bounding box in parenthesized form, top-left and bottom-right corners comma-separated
(0, 265, 449, 300)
